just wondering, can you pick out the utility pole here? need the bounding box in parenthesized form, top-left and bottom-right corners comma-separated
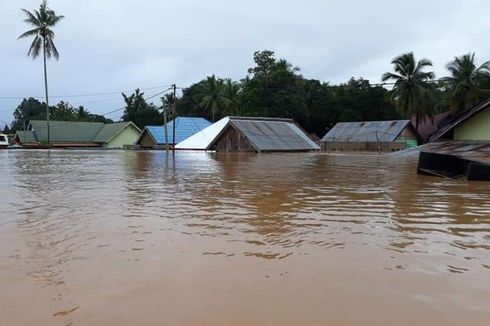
(172, 84, 176, 152)
(43, 38, 50, 145)
(163, 105, 169, 152)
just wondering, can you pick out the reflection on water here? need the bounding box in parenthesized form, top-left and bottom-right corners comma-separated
(0, 150, 489, 325)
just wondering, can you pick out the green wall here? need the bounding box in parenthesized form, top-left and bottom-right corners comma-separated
(105, 125, 141, 148)
(454, 108, 490, 141)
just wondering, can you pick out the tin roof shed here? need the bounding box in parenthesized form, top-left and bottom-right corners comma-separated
(176, 116, 320, 152)
(321, 120, 416, 142)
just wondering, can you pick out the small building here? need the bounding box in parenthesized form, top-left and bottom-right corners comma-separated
(321, 120, 419, 152)
(136, 117, 211, 149)
(430, 98, 490, 142)
(176, 116, 320, 152)
(14, 120, 141, 148)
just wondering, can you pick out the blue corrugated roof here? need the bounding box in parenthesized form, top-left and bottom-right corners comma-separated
(144, 117, 211, 145)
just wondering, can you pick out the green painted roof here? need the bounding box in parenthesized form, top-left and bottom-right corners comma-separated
(93, 122, 139, 142)
(15, 130, 38, 143)
(29, 120, 104, 142)
(26, 120, 140, 143)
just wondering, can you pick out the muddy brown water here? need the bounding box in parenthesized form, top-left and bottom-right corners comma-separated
(0, 150, 489, 325)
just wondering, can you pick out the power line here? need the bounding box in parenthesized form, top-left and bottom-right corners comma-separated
(23, 87, 177, 129)
(0, 84, 173, 100)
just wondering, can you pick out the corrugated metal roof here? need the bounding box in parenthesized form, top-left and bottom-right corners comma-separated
(29, 120, 105, 142)
(15, 130, 38, 143)
(228, 118, 320, 151)
(321, 120, 412, 142)
(142, 117, 211, 145)
(26, 120, 140, 143)
(175, 117, 230, 149)
(93, 122, 140, 142)
(176, 116, 320, 151)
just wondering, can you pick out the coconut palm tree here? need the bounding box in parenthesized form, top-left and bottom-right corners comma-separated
(382, 52, 435, 131)
(441, 53, 490, 111)
(222, 79, 240, 116)
(199, 75, 230, 121)
(18, 0, 64, 143)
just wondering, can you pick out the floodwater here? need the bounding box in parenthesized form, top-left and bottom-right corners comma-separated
(0, 150, 489, 326)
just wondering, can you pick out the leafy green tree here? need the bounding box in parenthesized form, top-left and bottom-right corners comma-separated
(51, 101, 76, 121)
(247, 50, 277, 78)
(77, 106, 90, 120)
(3, 125, 11, 134)
(11, 97, 46, 131)
(382, 52, 435, 131)
(240, 50, 307, 123)
(121, 89, 163, 128)
(18, 0, 64, 142)
(441, 53, 490, 111)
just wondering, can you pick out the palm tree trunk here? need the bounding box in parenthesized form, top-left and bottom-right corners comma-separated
(42, 37, 50, 144)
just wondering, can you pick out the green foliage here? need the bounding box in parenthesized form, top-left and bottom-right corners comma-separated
(10, 97, 111, 131)
(18, 0, 64, 60)
(12, 97, 46, 131)
(441, 53, 490, 111)
(121, 89, 163, 128)
(198, 75, 231, 122)
(175, 50, 400, 137)
(382, 52, 436, 130)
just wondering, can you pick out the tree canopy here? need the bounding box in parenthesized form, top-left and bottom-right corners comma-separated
(7, 50, 490, 139)
(10, 97, 112, 131)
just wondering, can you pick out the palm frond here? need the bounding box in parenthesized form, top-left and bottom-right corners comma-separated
(45, 37, 60, 59)
(21, 9, 41, 27)
(17, 28, 40, 40)
(27, 36, 42, 58)
(381, 72, 403, 82)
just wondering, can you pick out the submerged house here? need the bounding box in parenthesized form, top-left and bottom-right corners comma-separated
(410, 112, 451, 144)
(176, 116, 320, 152)
(429, 98, 490, 142)
(14, 120, 141, 148)
(136, 117, 211, 149)
(321, 120, 419, 152)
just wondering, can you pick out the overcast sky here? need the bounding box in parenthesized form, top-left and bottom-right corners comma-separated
(1, 0, 489, 126)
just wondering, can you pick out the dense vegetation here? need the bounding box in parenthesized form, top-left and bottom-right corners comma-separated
(8, 50, 490, 137)
(10, 97, 112, 131)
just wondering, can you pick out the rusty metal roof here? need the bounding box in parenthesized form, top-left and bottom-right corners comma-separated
(227, 117, 320, 151)
(321, 120, 413, 142)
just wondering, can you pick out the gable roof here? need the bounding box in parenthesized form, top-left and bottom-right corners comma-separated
(138, 117, 211, 145)
(93, 122, 140, 143)
(410, 112, 451, 143)
(321, 120, 413, 142)
(176, 116, 320, 151)
(429, 98, 490, 142)
(15, 130, 38, 143)
(26, 120, 139, 143)
(175, 117, 230, 150)
(29, 120, 105, 142)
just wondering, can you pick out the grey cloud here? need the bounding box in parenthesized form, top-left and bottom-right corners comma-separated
(1, 0, 489, 124)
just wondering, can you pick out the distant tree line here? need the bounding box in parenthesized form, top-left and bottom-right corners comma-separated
(9, 97, 112, 131)
(8, 50, 490, 137)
